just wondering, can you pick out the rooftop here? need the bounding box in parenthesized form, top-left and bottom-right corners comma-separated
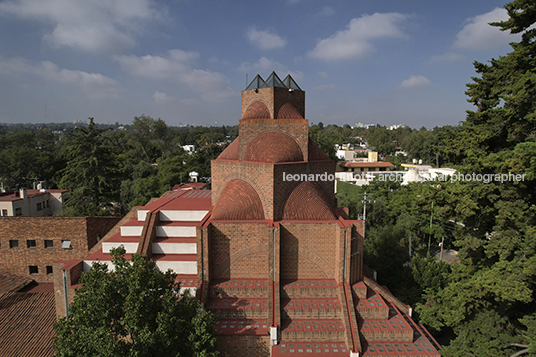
(339, 162, 395, 168)
(0, 189, 68, 202)
(0, 292, 56, 357)
(245, 72, 302, 91)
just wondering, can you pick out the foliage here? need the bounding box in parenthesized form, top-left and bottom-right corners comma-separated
(414, 1, 536, 354)
(53, 247, 218, 357)
(58, 118, 121, 216)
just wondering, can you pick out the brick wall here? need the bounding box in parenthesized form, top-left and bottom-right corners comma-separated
(212, 160, 336, 221)
(0, 216, 120, 282)
(279, 223, 339, 281)
(209, 222, 271, 280)
(238, 119, 309, 161)
(241, 86, 305, 119)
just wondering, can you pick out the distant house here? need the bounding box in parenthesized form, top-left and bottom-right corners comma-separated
(336, 151, 396, 186)
(0, 188, 68, 217)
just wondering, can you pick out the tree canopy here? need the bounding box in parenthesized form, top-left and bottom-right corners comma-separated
(53, 247, 218, 357)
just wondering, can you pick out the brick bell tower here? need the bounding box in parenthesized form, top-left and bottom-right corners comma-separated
(211, 72, 338, 222)
(205, 72, 366, 355)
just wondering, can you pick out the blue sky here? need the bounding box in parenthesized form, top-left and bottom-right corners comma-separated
(0, 0, 521, 128)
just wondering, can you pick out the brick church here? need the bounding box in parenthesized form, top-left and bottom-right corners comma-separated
(55, 72, 441, 356)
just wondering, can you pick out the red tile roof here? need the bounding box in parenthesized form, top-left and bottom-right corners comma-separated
(339, 162, 395, 168)
(212, 179, 265, 220)
(282, 182, 336, 221)
(243, 132, 303, 163)
(243, 100, 271, 119)
(0, 270, 33, 293)
(0, 189, 67, 202)
(172, 182, 208, 190)
(0, 292, 56, 357)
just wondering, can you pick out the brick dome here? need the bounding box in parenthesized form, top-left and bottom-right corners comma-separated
(276, 102, 303, 119)
(217, 138, 239, 160)
(308, 139, 330, 161)
(243, 101, 270, 119)
(282, 181, 336, 221)
(243, 132, 303, 163)
(212, 179, 265, 220)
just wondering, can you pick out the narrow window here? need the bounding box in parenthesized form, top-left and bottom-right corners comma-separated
(15, 208, 22, 216)
(1, 209, 7, 216)
(61, 240, 71, 249)
(9, 240, 18, 249)
(44, 240, 54, 248)
(36, 202, 42, 211)
(27, 240, 36, 248)
(29, 266, 38, 274)
(46, 266, 53, 275)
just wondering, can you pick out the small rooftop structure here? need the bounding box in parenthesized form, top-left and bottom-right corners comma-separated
(245, 72, 302, 91)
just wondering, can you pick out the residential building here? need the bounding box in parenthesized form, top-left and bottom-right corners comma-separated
(0, 216, 120, 282)
(0, 188, 67, 217)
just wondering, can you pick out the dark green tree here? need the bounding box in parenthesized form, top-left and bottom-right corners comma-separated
(58, 118, 121, 216)
(417, 1, 536, 354)
(53, 247, 218, 357)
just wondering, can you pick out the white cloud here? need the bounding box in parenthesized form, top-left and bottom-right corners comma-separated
(309, 12, 408, 61)
(0, 0, 162, 53)
(399, 75, 431, 89)
(430, 52, 464, 62)
(318, 71, 329, 79)
(237, 57, 303, 82)
(152, 91, 173, 103)
(0, 56, 121, 99)
(454, 8, 520, 50)
(115, 50, 233, 103)
(247, 28, 287, 50)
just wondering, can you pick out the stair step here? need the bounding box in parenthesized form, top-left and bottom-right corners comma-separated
(281, 319, 345, 342)
(355, 290, 389, 320)
(272, 342, 348, 356)
(210, 279, 270, 298)
(215, 319, 269, 335)
(281, 279, 338, 299)
(282, 298, 342, 319)
(206, 298, 269, 319)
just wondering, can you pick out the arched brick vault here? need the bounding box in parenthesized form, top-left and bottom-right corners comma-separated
(282, 181, 337, 221)
(212, 169, 270, 216)
(212, 179, 265, 220)
(276, 102, 303, 119)
(308, 139, 330, 161)
(217, 138, 239, 160)
(243, 132, 303, 163)
(211, 244, 266, 279)
(237, 125, 308, 162)
(242, 100, 271, 119)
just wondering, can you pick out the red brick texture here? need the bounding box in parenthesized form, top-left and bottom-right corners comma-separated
(279, 223, 339, 281)
(241, 87, 305, 120)
(212, 180, 265, 220)
(242, 132, 304, 163)
(238, 119, 309, 162)
(216, 335, 270, 357)
(0, 216, 120, 282)
(209, 222, 271, 280)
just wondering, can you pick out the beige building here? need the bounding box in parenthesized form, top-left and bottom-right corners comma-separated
(0, 188, 67, 217)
